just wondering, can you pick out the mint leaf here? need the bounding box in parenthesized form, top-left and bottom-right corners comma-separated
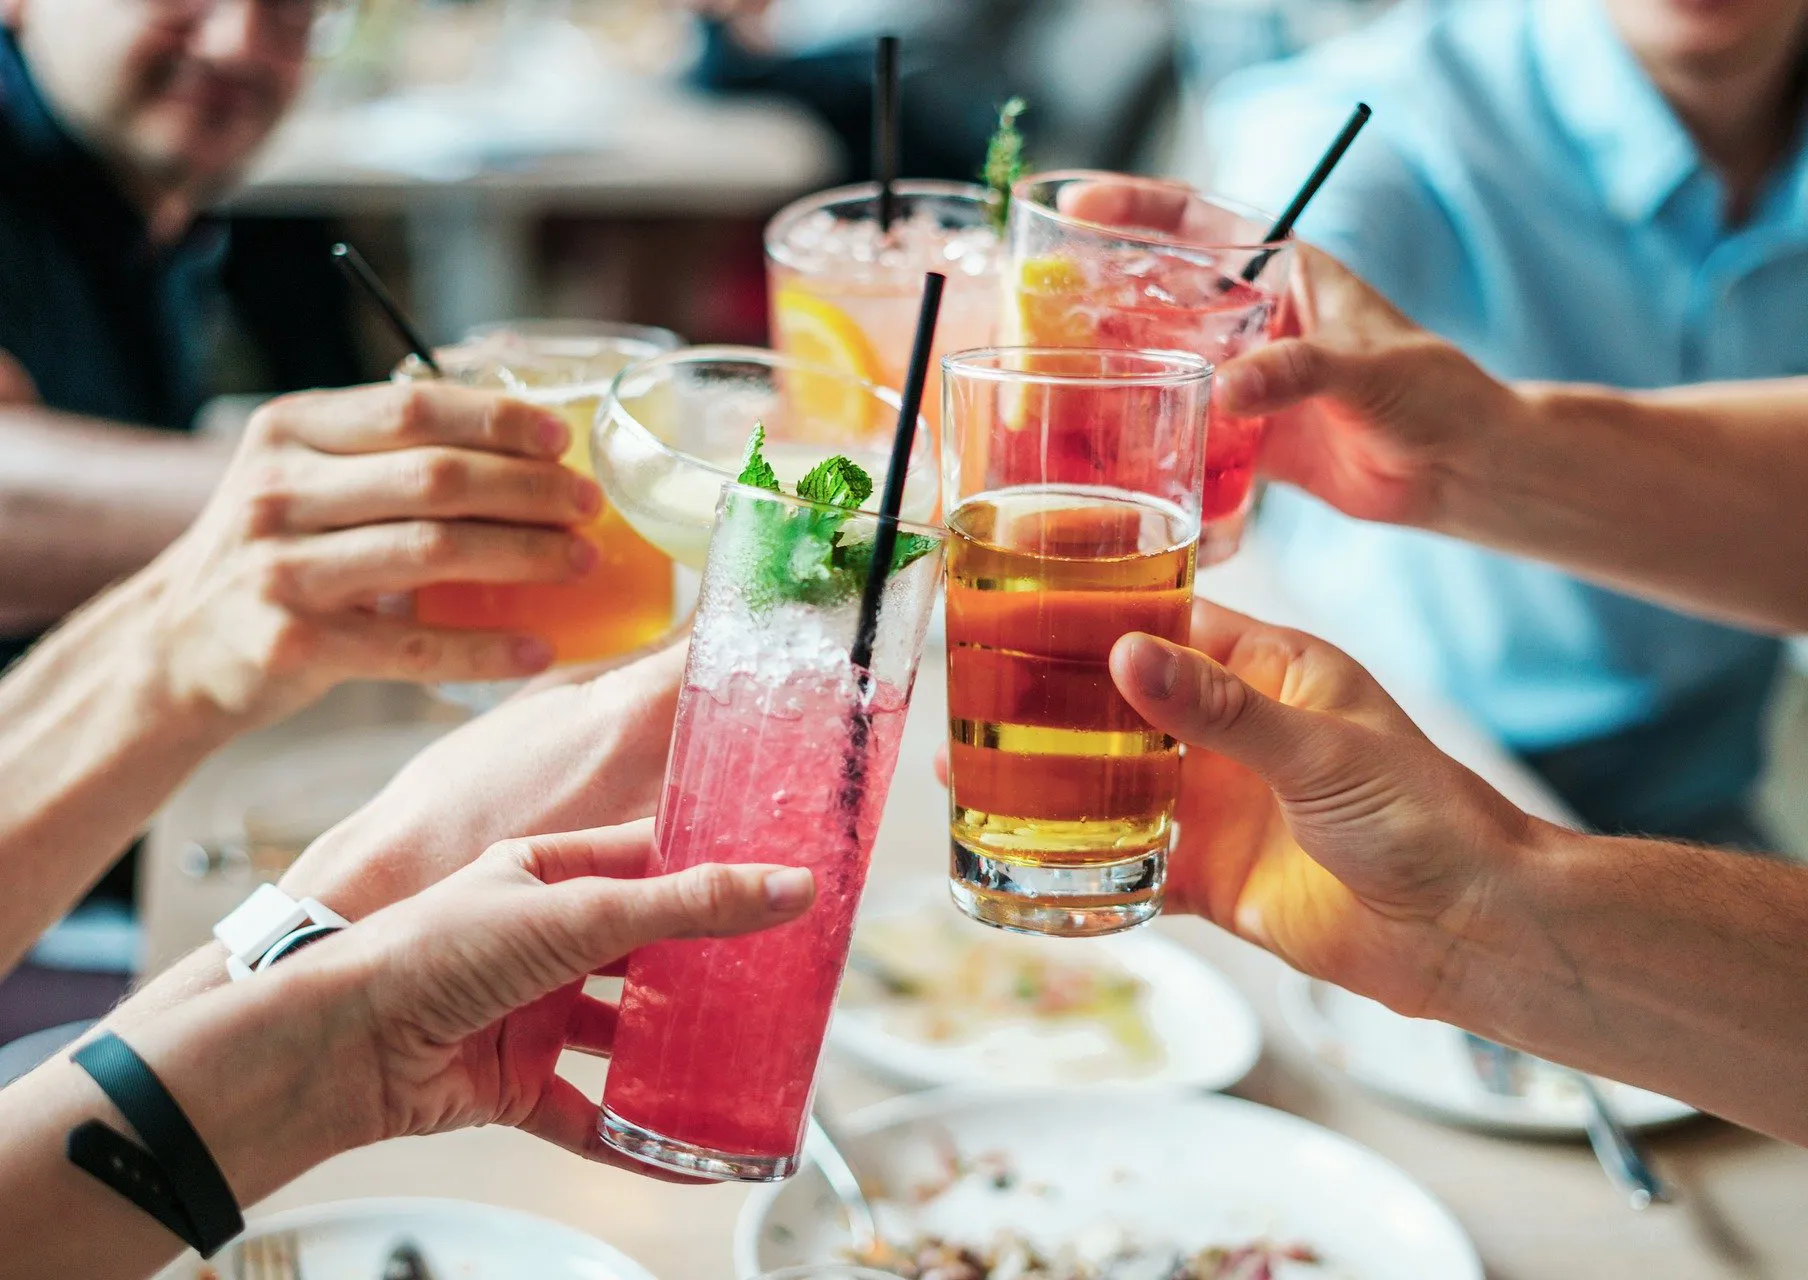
(796, 455, 874, 510)
(836, 529, 941, 581)
(983, 97, 1028, 235)
(737, 420, 780, 492)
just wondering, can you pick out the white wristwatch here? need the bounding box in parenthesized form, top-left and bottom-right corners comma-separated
(213, 884, 349, 982)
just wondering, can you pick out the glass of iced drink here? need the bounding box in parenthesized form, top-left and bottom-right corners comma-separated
(599, 476, 945, 1182)
(765, 181, 1001, 459)
(1007, 172, 1292, 564)
(594, 346, 939, 571)
(395, 322, 684, 710)
(942, 347, 1212, 937)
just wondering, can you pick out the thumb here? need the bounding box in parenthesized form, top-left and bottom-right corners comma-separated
(1110, 632, 1355, 792)
(1216, 338, 1371, 418)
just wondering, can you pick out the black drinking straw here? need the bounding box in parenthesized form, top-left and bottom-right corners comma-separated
(331, 241, 442, 376)
(1240, 102, 1372, 284)
(849, 269, 944, 677)
(874, 35, 901, 234)
(836, 271, 943, 827)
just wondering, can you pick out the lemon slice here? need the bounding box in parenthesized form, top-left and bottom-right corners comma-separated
(772, 288, 882, 440)
(1008, 255, 1098, 347)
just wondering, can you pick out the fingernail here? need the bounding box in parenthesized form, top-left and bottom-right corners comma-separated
(1127, 634, 1179, 699)
(512, 636, 554, 671)
(571, 475, 603, 517)
(536, 411, 570, 456)
(763, 867, 814, 912)
(569, 537, 599, 573)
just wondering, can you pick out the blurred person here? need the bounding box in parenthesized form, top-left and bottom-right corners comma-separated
(1201, 0, 1808, 843)
(0, 821, 817, 1277)
(0, 0, 358, 668)
(0, 380, 607, 977)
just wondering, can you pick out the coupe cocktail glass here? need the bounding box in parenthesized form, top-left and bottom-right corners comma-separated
(599, 482, 944, 1182)
(594, 346, 938, 571)
(942, 347, 1211, 938)
(1007, 172, 1291, 563)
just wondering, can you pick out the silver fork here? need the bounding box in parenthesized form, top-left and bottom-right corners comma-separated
(234, 1229, 303, 1280)
(1462, 1032, 1671, 1209)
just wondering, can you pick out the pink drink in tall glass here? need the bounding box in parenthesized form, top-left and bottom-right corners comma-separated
(1007, 172, 1293, 564)
(599, 481, 943, 1182)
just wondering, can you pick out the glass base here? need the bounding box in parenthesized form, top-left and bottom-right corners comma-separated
(598, 1107, 801, 1183)
(949, 840, 1164, 937)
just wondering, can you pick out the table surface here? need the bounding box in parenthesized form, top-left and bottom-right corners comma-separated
(142, 551, 1808, 1280)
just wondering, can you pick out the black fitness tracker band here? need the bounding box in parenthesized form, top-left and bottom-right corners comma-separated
(66, 1031, 244, 1257)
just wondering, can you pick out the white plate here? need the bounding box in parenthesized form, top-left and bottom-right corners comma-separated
(830, 889, 1261, 1093)
(1279, 973, 1697, 1136)
(736, 1088, 1482, 1279)
(156, 1197, 659, 1280)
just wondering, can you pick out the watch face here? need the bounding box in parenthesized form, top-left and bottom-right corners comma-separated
(258, 924, 344, 971)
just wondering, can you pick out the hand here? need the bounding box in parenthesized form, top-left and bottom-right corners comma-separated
(1108, 600, 1540, 1019)
(300, 822, 814, 1171)
(141, 382, 603, 726)
(1214, 244, 1525, 527)
(284, 641, 687, 920)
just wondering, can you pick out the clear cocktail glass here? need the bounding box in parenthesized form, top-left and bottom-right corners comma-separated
(395, 321, 684, 710)
(594, 346, 939, 572)
(1007, 172, 1292, 564)
(942, 347, 1213, 938)
(598, 481, 945, 1182)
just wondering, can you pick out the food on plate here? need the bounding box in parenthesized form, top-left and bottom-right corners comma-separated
(852, 1228, 1322, 1279)
(841, 912, 1163, 1080)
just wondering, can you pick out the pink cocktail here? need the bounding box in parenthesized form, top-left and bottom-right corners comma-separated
(599, 481, 944, 1182)
(1006, 172, 1293, 564)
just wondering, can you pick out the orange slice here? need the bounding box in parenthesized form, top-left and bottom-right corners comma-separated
(1008, 255, 1099, 348)
(772, 287, 882, 439)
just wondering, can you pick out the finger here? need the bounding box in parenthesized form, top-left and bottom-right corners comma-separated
(268, 519, 596, 609)
(257, 383, 569, 459)
(512, 631, 689, 700)
(1215, 339, 1352, 417)
(564, 993, 620, 1057)
(516, 1076, 711, 1184)
(1110, 631, 1358, 789)
(320, 616, 557, 683)
(551, 862, 815, 969)
(1185, 598, 1410, 724)
(1057, 178, 1194, 234)
(493, 820, 659, 885)
(276, 448, 600, 534)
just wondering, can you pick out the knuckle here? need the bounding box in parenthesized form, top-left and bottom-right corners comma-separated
(391, 628, 448, 677)
(390, 384, 434, 443)
(410, 451, 469, 506)
(240, 463, 294, 533)
(1195, 663, 1254, 730)
(250, 545, 302, 603)
(405, 521, 463, 569)
(263, 612, 320, 674)
(679, 863, 744, 926)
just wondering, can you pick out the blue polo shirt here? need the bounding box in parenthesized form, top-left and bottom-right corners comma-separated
(0, 28, 224, 672)
(1205, 0, 1799, 836)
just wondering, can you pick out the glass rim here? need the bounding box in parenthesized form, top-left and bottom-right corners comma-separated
(600, 343, 937, 493)
(461, 318, 684, 353)
(1012, 168, 1286, 254)
(942, 345, 1215, 388)
(719, 479, 944, 539)
(399, 327, 680, 398)
(765, 179, 998, 263)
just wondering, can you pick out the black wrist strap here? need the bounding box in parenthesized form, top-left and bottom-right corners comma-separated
(67, 1031, 244, 1258)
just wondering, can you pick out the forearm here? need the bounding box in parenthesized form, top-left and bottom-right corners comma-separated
(0, 962, 369, 1278)
(1448, 824, 1808, 1143)
(1436, 381, 1808, 632)
(0, 569, 237, 975)
(0, 408, 227, 628)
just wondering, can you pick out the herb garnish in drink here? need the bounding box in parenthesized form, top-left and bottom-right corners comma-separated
(983, 97, 1028, 234)
(731, 423, 938, 606)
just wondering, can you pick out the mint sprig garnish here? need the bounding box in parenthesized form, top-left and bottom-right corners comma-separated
(731, 424, 939, 607)
(983, 96, 1028, 235)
